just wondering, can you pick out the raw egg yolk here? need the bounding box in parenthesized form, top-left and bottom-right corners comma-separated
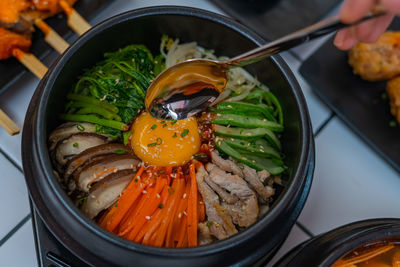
(131, 112, 201, 167)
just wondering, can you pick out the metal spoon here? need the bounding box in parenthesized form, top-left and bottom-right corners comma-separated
(145, 8, 386, 120)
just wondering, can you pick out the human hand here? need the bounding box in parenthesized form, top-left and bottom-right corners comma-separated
(334, 0, 400, 50)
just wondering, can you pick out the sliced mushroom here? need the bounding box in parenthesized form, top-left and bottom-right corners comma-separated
(55, 133, 109, 167)
(81, 169, 135, 219)
(49, 122, 96, 151)
(75, 155, 139, 192)
(64, 143, 131, 181)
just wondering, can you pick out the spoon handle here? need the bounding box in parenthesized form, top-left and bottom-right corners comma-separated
(228, 7, 387, 67)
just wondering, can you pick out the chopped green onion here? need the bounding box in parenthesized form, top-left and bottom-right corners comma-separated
(115, 149, 125, 155)
(151, 124, 157, 130)
(181, 129, 189, 137)
(77, 124, 85, 131)
(158, 204, 164, 209)
(168, 187, 175, 195)
(73, 142, 79, 148)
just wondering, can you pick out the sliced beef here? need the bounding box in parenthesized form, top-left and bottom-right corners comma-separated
(206, 163, 258, 228)
(64, 143, 131, 181)
(54, 133, 109, 166)
(81, 169, 135, 219)
(49, 122, 96, 151)
(75, 155, 139, 192)
(198, 222, 213, 246)
(242, 165, 275, 202)
(257, 170, 270, 183)
(204, 175, 238, 204)
(196, 166, 237, 240)
(210, 150, 243, 177)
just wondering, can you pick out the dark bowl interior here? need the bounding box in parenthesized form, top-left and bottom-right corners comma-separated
(23, 6, 313, 267)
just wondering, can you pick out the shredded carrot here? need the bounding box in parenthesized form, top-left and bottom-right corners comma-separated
(100, 166, 145, 232)
(153, 176, 185, 247)
(136, 185, 170, 244)
(176, 216, 188, 248)
(198, 192, 205, 222)
(125, 178, 167, 240)
(187, 163, 198, 247)
(118, 186, 155, 236)
(167, 180, 190, 248)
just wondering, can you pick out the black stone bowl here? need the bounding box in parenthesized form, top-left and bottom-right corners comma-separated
(275, 218, 400, 266)
(22, 6, 314, 266)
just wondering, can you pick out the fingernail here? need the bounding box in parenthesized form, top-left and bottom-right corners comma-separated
(334, 31, 345, 48)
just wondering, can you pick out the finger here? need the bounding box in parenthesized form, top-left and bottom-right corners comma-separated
(340, 0, 376, 23)
(355, 14, 394, 43)
(334, 28, 358, 50)
(382, 0, 400, 13)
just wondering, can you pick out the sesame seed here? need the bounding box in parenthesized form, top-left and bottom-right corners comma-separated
(157, 194, 160, 198)
(178, 213, 182, 218)
(183, 193, 187, 199)
(142, 190, 147, 194)
(183, 211, 187, 216)
(145, 216, 151, 220)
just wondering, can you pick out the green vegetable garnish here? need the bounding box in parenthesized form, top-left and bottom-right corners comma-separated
(115, 149, 125, 155)
(73, 142, 79, 148)
(76, 124, 85, 131)
(77, 196, 88, 205)
(151, 124, 157, 130)
(181, 129, 189, 137)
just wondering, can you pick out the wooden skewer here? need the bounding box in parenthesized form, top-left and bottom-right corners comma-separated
(59, 0, 91, 36)
(0, 109, 20, 135)
(0, 49, 48, 135)
(35, 19, 69, 54)
(12, 48, 48, 79)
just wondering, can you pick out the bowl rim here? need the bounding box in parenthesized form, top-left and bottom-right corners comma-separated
(275, 218, 400, 266)
(29, 5, 312, 258)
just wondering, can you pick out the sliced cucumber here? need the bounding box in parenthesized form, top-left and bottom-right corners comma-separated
(216, 102, 276, 122)
(214, 140, 285, 175)
(221, 137, 281, 159)
(213, 125, 281, 150)
(212, 114, 283, 132)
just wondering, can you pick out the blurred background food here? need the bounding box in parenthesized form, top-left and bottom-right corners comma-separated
(349, 31, 400, 124)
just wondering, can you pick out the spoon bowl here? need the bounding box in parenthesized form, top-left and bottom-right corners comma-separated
(145, 59, 229, 120)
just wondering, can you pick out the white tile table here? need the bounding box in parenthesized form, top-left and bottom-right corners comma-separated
(0, 1, 398, 266)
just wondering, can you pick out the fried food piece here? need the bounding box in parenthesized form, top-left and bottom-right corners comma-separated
(0, 0, 77, 35)
(0, 27, 31, 60)
(386, 76, 400, 123)
(349, 31, 400, 81)
(0, 0, 30, 23)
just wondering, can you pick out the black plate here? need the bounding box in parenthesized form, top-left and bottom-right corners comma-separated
(0, 0, 112, 96)
(299, 19, 400, 174)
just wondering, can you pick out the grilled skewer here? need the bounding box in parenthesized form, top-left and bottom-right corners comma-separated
(0, 0, 91, 135)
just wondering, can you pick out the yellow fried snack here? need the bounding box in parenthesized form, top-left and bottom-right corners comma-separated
(386, 76, 400, 123)
(349, 31, 400, 81)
